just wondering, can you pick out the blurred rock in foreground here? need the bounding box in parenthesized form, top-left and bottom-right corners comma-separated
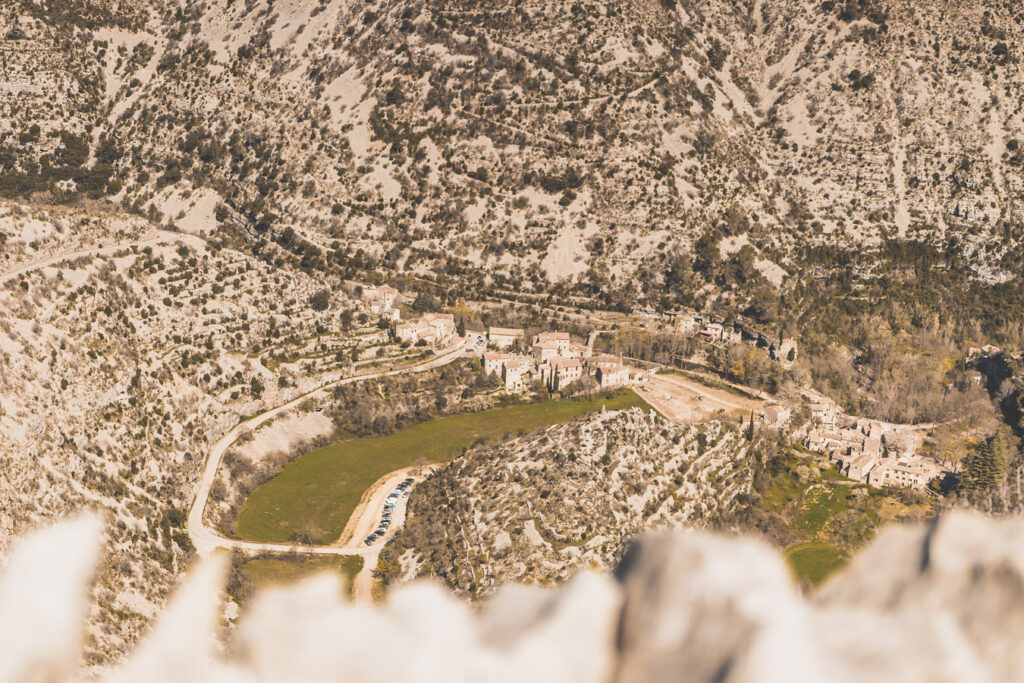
(3, 511, 1023, 682)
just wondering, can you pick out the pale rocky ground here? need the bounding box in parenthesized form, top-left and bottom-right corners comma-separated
(381, 408, 758, 596)
(0, 200, 381, 665)
(5, 509, 1024, 682)
(0, 204, 150, 275)
(234, 412, 335, 467)
(2, 1, 1022, 294)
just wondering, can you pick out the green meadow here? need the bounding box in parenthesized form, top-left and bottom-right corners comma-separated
(236, 391, 650, 544)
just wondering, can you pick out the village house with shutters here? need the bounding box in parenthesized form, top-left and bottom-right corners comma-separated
(534, 339, 562, 363)
(483, 352, 512, 376)
(761, 404, 791, 428)
(361, 284, 401, 320)
(543, 357, 584, 391)
(487, 326, 525, 349)
(596, 363, 631, 389)
(533, 331, 571, 352)
(502, 357, 534, 393)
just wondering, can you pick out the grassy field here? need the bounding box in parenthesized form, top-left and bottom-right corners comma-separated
(230, 555, 364, 603)
(757, 453, 933, 587)
(785, 543, 849, 586)
(793, 485, 852, 536)
(236, 391, 650, 544)
(760, 462, 805, 514)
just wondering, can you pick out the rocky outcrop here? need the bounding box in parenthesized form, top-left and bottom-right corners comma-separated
(379, 409, 757, 597)
(5, 510, 1024, 681)
(816, 513, 1024, 682)
(613, 531, 822, 683)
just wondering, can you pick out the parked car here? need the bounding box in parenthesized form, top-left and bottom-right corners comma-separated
(403, 478, 414, 485)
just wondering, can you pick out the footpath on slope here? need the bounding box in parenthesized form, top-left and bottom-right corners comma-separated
(0, 230, 190, 285)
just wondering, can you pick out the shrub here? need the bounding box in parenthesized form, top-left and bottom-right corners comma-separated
(309, 289, 330, 311)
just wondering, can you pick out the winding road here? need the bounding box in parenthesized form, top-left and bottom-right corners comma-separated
(3, 226, 465, 600)
(185, 341, 468, 590)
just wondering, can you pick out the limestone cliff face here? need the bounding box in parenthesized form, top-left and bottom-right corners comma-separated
(5, 510, 1024, 681)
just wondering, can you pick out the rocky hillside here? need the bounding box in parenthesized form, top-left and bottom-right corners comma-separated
(2, 0, 1023, 304)
(0, 200, 374, 664)
(378, 408, 761, 596)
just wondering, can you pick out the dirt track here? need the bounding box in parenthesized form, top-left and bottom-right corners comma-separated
(337, 465, 438, 601)
(635, 373, 765, 424)
(0, 230, 189, 285)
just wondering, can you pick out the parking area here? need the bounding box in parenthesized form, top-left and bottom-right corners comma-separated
(336, 465, 435, 552)
(363, 477, 416, 546)
(463, 331, 486, 356)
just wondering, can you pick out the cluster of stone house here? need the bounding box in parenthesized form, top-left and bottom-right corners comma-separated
(482, 329, 646, 393)
(808, 396, 840, 425)
(361, 285, 401, 321)
(395, 313, 456, 346)
(674, 313, 797, 365)
(804, 396, 940, 489)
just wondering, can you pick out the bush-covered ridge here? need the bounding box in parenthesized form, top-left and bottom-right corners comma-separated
(377, 408, 757, 595)
(3, 0, 1024, 306)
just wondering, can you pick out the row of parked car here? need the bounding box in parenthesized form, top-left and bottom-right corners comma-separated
(363, 477, 416, 546)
